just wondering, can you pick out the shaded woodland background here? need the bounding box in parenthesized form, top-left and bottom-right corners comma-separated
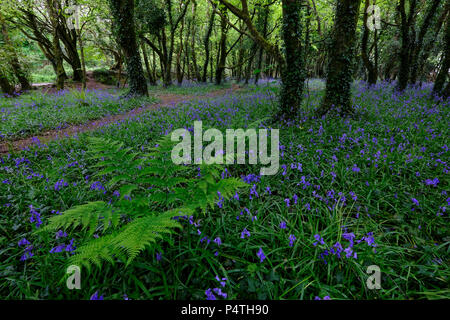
(0, 0, 449, 114)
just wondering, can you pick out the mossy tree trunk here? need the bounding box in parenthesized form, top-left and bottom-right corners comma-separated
(397, 0, 417, 91)
(0, 11, 31, 91)
(218, 0, 305, 118)
(202, 3, 216, 82)
(409, 0, 442, 85)
(254, 3, 269, 85)
(433, 3, 450, 97)
(361, 0, 378, 85)
(46, 0, 65, 91)
(278, 0, 305, 120)
(109, 0, 148, 97)
(316, 0, 361, 117)
(189, 0, 201, 81)
(176, 14, 185, 85)
(141, 43, 156, 85)
(57, 21, 83, 82)
(0, 72, 15, 96)
(215, 7, 228, 85)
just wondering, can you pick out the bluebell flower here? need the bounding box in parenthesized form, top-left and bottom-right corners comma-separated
(54, 178, 68, 191)
(284, 198, 290, 207)
(257, 247, 266, 263)
(56, 230, 67, 239)
(90, 291, 104, 300)
(240, 228, 250, 239)
(29, 205, 42, 228)
(313, 234, 325, 246)
(242, 174, 260, 184)
(289, 234, 296, 247)
(213, 288, 228, 298)
(65, 238, 76, 252)
(18, 238, 30, 247)
(215, 275, 227, 287)
(205, 288, 216, 300)
(50, 244, 66, 253)
(156, 252, 162, 262)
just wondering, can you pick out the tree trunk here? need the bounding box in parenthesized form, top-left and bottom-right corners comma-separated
(209, 42, 214, 83)
(202, 2, 216, 82)
(76, 28, 87, 90)
(190, 1, 201, 81)
(58, 25, 83, 82)
(109, 0, 148, 96)
(433, 7, 450, 96)
(215, 8, 228, 85)
(442, 80, 450, 99)
(316, 0, 361, 116)
(46, 0, 65, 90)
(0, 11, 31, 91)
(361, 0, 378, 85)
(416, 2, 449, 83)
(278, 0, 305, 120)
(176, 15, 185, 85)
(142, 43, 156, 85)
(397, 0, 417, 91)
(244, 46, 255, 85)
(236, 21, 245, 83)
(161, 30, 172, 87)
(0, 72, 15, 96)
(409, 0, 442, 85)
(255, 4, 269, 85)
(111, 50, 123, 70)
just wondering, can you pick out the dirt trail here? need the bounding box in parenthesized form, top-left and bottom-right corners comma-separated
(0, 84, 240, 154)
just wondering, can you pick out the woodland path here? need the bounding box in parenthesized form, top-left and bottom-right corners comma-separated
(0, 84, 241, 154)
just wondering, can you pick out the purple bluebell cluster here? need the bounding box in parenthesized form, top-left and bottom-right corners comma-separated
(0, 89, 144, 140)
(29, 205, 42, 228)
(1, 80, 448, 299)
(90, 291, 104, 300)
(49, 238, 76, 254)
(18, 238, 33, 261)
(314, 231, 377, 264)
(257, 247, 266, 263)
(205, 275, 228, 300)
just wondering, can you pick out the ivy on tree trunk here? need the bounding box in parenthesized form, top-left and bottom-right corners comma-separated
(433, 1, 450, 98)
(316, 0, 361, 117)
(46, 0, 65, 91)
(109, 0, 148, 97)
(278, 0, 305, 121)
(0, 72, 15, 96)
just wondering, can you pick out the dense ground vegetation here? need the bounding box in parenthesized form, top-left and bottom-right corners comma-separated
(1, 81, 448, 299)
(0, 0, 449, 301)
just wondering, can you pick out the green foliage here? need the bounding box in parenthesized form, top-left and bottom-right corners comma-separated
(1, 85, 449, 299)
(37, 134, 248, 269)
(135, 0, 166, 35)
(0, 90, 158, 140)
(92, 68, 119, 85)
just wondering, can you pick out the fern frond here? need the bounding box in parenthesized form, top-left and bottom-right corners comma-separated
(38, 134, 249, 271)
(39, 201, 120, 236)
(113, 212, 182, 265)
(67, 210, 183, 269)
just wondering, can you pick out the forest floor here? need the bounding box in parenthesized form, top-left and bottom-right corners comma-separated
(0, 82, 240, 154)
(1, 81, 448, 300)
